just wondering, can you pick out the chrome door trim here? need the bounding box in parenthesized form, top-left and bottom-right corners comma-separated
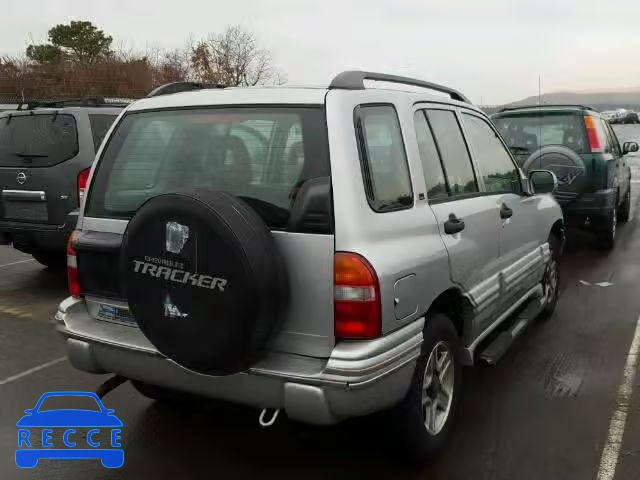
(1, 190, 46, 201)
(464, 283, 543, 362)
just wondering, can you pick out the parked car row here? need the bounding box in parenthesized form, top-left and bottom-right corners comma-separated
(601, 108, 640, 124)
(3, 72, 639, 462)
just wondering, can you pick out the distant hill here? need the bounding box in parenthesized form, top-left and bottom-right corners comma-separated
(482, 90, 640, 115)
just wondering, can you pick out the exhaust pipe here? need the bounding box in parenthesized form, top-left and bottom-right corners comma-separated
(95, 375, 128, 399)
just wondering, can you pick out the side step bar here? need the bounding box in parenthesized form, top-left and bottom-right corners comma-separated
(477, 297, 544, 366)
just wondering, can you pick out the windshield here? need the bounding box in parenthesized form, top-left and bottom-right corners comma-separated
(0, 113, 78, 167)
(493, 113, 587, 160)
(86, 107, 330, 232)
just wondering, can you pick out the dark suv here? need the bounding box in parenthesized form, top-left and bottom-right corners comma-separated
(0, 98, 125, 267)
(492, 105, 639, 249)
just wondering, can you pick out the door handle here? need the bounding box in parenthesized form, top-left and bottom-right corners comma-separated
(444, 213, 465, 234)
(500, 203, 513, 219)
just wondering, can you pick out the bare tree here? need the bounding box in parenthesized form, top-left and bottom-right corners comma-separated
(190, 26, 285, 86)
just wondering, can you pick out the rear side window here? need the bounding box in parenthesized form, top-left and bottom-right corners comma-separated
(89, 114, 117, 151)
(493, 113, 588, 157)
(462, 113, 520, 193)
(426, 110, 478, 196)
(86, 107, 331, 233)
(355, 105, 413, 211)
(0, 113, 78, 167)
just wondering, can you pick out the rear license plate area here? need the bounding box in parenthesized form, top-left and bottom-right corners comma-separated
(96, 304, 137, 327)
(2, 200, 48, 222)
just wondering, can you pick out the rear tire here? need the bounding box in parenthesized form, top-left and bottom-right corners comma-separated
(31, 250, 66, 270)
(618, 187, 631, 223)
(539, 234, 560, 321)
(597, 207, 617, 250)
(388, 313, 462, 463)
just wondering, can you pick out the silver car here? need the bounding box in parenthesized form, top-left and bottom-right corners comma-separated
(55, 71, 564, 460)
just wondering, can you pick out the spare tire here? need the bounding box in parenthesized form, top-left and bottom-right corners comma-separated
(121, 189, 287, 375)
(522, 145, 588, 193)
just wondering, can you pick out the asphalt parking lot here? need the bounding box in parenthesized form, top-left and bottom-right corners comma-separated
(2, 125, 640, 479)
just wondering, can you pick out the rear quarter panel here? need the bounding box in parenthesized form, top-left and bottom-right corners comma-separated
(326, 90, 455, 335)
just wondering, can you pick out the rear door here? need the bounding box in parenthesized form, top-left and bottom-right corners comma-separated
(0, 110, 82, 225)
(493, 112, 591, 205)
(414, 106, 502, 332)
(0, 109, 118, 227)
(79, 106, 336, 358)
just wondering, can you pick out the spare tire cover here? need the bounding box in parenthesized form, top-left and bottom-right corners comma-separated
(522, 145, 588, 193)
(122, 189, 286, 375)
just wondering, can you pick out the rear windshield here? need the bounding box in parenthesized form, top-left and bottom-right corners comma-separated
(86, 107, 331, 232)
(0, 113, 78, 167)
(493, 113, 587, 160)
(89, 114, 118, 151)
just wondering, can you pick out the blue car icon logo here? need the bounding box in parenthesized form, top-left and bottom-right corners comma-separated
(16, 391, 123, 468)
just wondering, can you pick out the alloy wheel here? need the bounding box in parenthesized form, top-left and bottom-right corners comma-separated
(422, 341, 455, 435)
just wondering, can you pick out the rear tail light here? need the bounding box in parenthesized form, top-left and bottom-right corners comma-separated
(334, 252, 381, 339)
(584, 115, 605, 153)
(67, 231, 80, 298)
(77, 168, 91, 204)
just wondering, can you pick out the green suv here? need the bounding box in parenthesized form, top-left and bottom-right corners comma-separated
(492, 105, 638, 249)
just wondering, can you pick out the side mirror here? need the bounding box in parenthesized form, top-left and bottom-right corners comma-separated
(23, 409, 33, 415)
(623, 142, 639, 154)
(529, 170, 558, 195)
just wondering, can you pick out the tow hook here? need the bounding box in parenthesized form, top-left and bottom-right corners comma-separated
(95, 375, 128, 399)
(258, 408, 280, 427)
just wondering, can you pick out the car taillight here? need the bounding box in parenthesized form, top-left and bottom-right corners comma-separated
(334, 252, 381, 340)
(67, 231, 80, 298)
(77, 168, 91, 204)
(584, 115, 604, 153)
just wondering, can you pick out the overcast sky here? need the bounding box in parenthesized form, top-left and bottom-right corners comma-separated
(3, 0, 640, 104)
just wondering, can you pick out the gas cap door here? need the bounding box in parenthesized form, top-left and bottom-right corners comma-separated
(393, 274, 419, 321)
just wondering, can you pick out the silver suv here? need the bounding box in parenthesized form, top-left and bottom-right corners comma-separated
(56, 72, 564, 459)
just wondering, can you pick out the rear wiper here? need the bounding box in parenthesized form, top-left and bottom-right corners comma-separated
(15, 152, 48, 158)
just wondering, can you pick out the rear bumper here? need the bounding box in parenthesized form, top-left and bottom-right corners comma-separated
(558, 189, 616, 229)
(55, 297, 422, 425)
(0, 220, 72, 252)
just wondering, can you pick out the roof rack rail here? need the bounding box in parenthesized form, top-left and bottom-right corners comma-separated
(329, 70, 470, 103)
(498, 104, 596, 113)
(146, 81, 225, 98)
(17, 96, 132, 110)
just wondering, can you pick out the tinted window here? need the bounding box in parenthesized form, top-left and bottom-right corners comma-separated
(87, 108, 331, 233)
(356, 105, 413, 211)
(493, 113, 587, 158)
(426, 110, 478, 195)
(0, 113, 78, 167)
(414, 111, 448, 201)
(604, 121, 622, 155)
(462, 113, 520, 193)
(89, 114, 117, 151)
